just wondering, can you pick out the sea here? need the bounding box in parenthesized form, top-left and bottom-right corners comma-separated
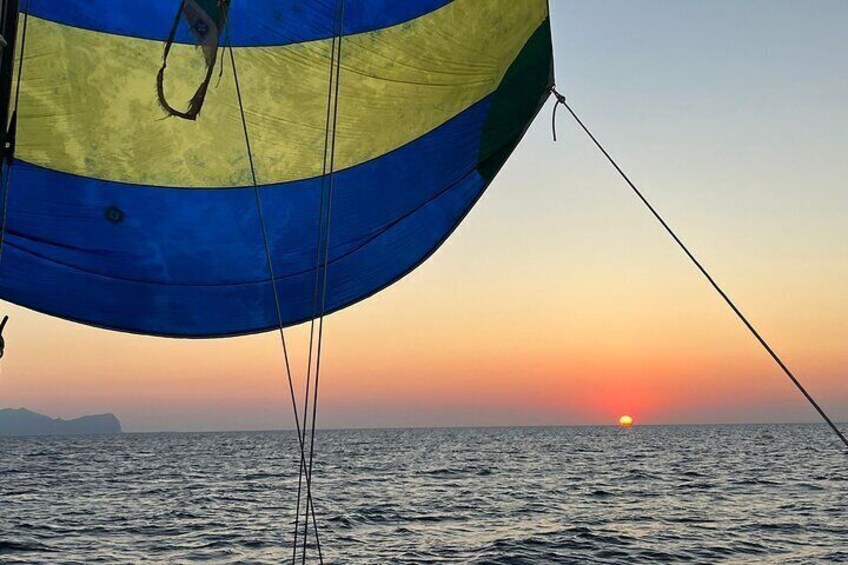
(1, 425, 846, 564)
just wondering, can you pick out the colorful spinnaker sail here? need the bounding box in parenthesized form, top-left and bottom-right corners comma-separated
(0, 0, 553, 337)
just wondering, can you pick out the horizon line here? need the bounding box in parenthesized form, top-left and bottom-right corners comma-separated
(122, 421, 845, 435)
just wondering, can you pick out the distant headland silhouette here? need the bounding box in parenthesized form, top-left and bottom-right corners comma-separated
(0, 408, 122, 437)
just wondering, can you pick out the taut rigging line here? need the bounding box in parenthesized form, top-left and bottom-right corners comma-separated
(551, 88, 847, 449)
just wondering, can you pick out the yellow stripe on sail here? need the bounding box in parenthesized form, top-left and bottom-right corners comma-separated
(15, 0, 547, 188)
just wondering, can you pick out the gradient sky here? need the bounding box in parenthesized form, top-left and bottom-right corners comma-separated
(1, 1, 846, 432)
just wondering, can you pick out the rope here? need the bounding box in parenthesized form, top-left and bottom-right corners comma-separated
(226, 41, 325, 560)
(301, 2, 346, 563)
(0, 0, 30, 268)
(293, 2, 346, 561)
(551, 88, 565, 141)
(157, 0, 229, 121)
(0, 141, 14, 267)
(290, 1, 344, 558)
(551, 88, 848, 448)
(290, 11, 341, 560)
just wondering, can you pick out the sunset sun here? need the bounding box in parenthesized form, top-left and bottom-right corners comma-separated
(618, 415, 634, 427)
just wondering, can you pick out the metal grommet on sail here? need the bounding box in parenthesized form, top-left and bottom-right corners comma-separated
(104, 205, 124, 224)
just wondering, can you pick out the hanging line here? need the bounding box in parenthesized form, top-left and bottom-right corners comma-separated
(0, 314, 8, 358)
(293, 1, 346, 562)
(551, 88, 848, 449)
(292, 14, 339, 555)
(550, 87, 565, 141)
(0, 0, 31, 268)
(291, 0, 345, 558)
(301, 1, 346, 563)
(292, 0, 342, 565)
(157, 0, 230, 120)
(225, 40, 325, 559)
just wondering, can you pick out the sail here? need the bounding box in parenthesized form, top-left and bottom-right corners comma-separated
(0, 0, 553, 337)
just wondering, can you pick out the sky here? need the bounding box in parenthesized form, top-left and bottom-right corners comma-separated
(1, 1, 846, 432)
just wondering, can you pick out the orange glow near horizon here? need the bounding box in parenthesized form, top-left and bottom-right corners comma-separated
(619, 415, 634, 427)
(1, 265, 845, 433)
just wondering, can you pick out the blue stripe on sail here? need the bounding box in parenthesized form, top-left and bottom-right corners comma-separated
(0, 171, 485, 337)
(0, 96, 493, 336)
(27, 0, 454, 47)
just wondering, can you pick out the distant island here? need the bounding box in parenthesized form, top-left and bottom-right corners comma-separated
(0, 408, 122, 437)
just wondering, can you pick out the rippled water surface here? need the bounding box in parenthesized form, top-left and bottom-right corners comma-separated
(1, 425, 846, 564)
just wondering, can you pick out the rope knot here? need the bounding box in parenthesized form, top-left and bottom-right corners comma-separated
(551, 87, 566, 105)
